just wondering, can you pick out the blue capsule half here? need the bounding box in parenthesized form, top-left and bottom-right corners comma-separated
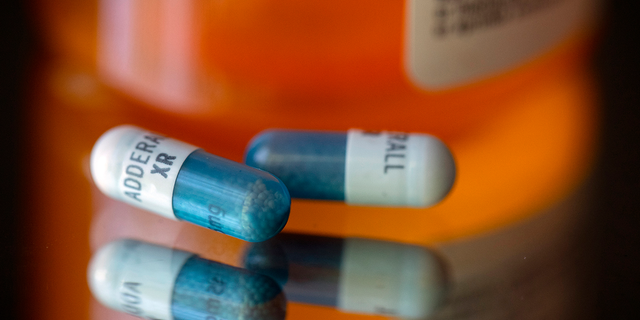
(245, 130, 347, 201)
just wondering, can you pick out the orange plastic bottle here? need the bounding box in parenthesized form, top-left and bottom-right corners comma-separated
(32, 0, 599, 120)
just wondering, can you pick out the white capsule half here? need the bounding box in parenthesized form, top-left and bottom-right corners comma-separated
(90, 125, 198, 220)
(344, 130, 456, 207)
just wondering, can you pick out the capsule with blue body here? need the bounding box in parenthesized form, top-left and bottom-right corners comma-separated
(245, 129, 456, 207)
(88, 239, 286, 320)
(91, 125, 291, 242)
(244, 233, 449, 319)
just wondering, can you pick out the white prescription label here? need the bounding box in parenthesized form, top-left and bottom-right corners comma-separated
(114, 241, 193, 320)
(405, 0, 595, 89)
(92, 126, 198, 219)
(337, 238, 444, 319)
(345, 130, 451, 207)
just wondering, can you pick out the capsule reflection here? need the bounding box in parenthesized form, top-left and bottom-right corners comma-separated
(88, 239, 286, 320)
(244, 233, 449, 319)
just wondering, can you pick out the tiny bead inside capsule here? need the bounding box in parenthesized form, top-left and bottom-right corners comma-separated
(90, 125, 291, 242)
(245, 129, 456, 207)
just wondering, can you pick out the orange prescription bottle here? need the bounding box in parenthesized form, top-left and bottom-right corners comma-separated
(23, 55, 598, 319)
(32, 0, 598, 122)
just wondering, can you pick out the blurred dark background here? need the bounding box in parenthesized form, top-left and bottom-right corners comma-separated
(0, 0, 638, 319)
(0, 1, 33, 319)
(593, 1, 640, 318)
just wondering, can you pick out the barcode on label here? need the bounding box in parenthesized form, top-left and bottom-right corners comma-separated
(433, 0, 564, 37)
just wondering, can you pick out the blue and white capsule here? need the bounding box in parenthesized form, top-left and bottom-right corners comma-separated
(91, 125, 291, 242)
(245, 129, 456, 207)
(244, 234, 449, 319)
(88, 239, 286, 320)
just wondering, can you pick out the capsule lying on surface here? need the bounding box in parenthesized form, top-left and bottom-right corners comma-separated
(91, 125, 291, 242)
(88, 239, 286, 320)
(245, 129, 456, 207)
(244, 233, 449, 319)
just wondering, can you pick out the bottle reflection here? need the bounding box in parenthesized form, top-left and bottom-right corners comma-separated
(244, 233, 449, 319)
(88, 239, 286, 320)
